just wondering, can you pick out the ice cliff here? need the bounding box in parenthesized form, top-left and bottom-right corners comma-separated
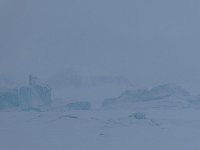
(0, 75, 51, 111)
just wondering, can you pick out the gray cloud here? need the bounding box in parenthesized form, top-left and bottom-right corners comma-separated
(1, 0, 200, 92)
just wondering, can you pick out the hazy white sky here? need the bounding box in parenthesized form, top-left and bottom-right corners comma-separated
(1, 0, 200, 92)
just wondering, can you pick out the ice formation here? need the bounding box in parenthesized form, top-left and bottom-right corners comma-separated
(102, 84, 192, 109)
(0, 75, 51, 111)
(0, 88, 19, 110)
(133, 112, 146, 119)
(65, 101, 91, 110)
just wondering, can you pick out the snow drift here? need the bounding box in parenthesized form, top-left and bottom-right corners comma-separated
(102, 84, 196, 109)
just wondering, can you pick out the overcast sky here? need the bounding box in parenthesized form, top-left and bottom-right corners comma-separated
(1, 0, 200, 92)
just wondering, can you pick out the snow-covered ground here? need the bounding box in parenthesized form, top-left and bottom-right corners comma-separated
(1, 78, 200, 150)
(1, 108, 200, 150)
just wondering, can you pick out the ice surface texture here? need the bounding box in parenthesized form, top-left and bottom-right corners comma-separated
(0, 76, 51, 111)
(65, 101, 91, 110)
(102, 84, 192, 109)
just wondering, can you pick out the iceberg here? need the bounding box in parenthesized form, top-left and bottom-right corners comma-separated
(65, 101, 91, 110)
(0, 75, 51, 111)
(102, 84, 191, 109)
(131, 112, 146, 119)
(0, 88, 19, 110)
